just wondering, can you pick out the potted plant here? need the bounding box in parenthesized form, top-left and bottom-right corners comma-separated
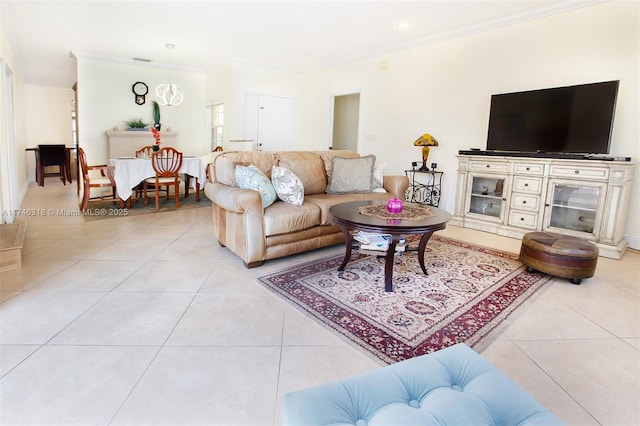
(152, 100, 161, 130)
(123, 118, 149, 131)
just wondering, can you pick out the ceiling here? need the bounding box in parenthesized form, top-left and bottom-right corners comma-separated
(1, 1, 604, 88)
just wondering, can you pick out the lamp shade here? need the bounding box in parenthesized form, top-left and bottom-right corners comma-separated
(413, 133, 439, 147)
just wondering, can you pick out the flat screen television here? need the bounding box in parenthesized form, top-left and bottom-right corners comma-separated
(486, 80, 619, 155)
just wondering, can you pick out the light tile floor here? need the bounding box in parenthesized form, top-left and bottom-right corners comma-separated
(1, 181, 639, 425)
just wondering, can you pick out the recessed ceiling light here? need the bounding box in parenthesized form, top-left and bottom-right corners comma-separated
(394, 21, 414, 30)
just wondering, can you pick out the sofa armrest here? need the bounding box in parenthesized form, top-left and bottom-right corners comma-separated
(383, 175, 410, 199)
(206, 182, 263, 213)
(204, 182, 267, 267)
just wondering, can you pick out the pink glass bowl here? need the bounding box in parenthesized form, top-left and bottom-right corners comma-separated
(386, 197, 404, 214)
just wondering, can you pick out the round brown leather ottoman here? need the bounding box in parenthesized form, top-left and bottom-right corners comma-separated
(519, 231, 598, 284)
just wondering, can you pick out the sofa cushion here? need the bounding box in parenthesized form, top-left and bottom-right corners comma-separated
(326, 155, 376, 194)
(276, 152, 327, 195)
(215, 152, 278, 186)
(263, 201, 321, 236)
(235, 164, 277, 208)
(271, 166, 304, 206)
(306, 192, 393, 225)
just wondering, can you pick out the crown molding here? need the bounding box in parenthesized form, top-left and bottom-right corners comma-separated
(70, 51, 203, 75)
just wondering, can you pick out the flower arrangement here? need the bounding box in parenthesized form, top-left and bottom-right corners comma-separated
(151, 128, 161, 151)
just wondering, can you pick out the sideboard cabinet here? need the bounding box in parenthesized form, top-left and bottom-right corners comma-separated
(451, 155, 635, 259)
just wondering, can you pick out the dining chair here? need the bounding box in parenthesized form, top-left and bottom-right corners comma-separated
(78, 147, 118, 210)
(37, 144, 67, 186)
(144, 147, 183, 211)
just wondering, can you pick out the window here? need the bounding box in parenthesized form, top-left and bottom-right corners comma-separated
(211, 101, 224, 149)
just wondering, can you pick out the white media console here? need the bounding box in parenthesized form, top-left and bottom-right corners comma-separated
(450, 154, 635, 259)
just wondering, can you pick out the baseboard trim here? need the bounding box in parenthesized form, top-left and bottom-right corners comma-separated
(625, 235, 640, 251)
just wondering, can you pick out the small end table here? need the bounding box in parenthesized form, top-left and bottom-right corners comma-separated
(404, 169, 443, 207)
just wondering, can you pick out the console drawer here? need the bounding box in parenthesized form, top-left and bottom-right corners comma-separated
(512, 176, 543, 194)
(549, 165, 609, 180)
(469, 161, 510, 173)
(513, 163, 544, 175)
(508, 210, 538, 229)
(510, 193, 540, 211)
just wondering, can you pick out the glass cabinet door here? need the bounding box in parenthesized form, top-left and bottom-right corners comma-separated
(546, 182, 605, 236)
(468, 175, 506, 219)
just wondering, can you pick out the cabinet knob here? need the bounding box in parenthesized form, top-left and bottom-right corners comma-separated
(524, 183, 529, 187)
(486, 165, 490, 168)
(520, 217, 525, 221)
(526, 167, 530, 171)
(574, 170, 580, 174)
(522, 200, 527, 204)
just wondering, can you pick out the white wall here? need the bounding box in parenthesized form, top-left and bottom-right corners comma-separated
(76, 57, 207, 165)
(206, 1, 638, 248)
(0, 22, 28, 211)
(206, 60, 304, 151)
(298, 0, 639, 248)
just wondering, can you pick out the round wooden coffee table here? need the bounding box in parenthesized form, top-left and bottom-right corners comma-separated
(330, 200, 452, 292)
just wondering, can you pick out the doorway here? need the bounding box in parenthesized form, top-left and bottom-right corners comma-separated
(331, 93, 360, 152)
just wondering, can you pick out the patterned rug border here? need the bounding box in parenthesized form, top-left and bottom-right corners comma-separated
(258, 235, 553, 364)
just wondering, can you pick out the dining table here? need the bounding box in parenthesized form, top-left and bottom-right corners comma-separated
(108, 155, 207, 202)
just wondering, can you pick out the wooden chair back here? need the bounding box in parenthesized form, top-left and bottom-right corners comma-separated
(78, 147, 91, 182)
(145, 147, 183, 211)
(135, 146, 155, 158)
(151, 147, 183, 178)
(37, 144, 67, 185)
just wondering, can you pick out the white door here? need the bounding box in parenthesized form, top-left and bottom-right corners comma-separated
(256, 95, 295, 151)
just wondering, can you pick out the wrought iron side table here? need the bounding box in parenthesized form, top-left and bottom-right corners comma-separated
(404, 169, 443, 207)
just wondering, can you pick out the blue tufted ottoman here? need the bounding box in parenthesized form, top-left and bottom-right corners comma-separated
(283, 343, 563, 425)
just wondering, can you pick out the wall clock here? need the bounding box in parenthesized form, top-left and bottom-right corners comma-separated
(132, 81, 149, 105)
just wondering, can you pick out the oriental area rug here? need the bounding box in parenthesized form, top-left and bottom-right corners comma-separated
(258, 235, 553, 364)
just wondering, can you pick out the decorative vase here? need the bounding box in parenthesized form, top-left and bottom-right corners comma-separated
(152, 145, 160, 152)
(154, 123, 161, 131)
(386, 197, 404, 214)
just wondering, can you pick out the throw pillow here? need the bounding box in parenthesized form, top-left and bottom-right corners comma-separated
(235, 164, 277, 208)
(372, 162, 387, 193)
(326, 155, 376, 194)
(271, 166, 304, 206)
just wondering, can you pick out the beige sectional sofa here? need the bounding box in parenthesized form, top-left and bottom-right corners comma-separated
(204, 150, 409, 267)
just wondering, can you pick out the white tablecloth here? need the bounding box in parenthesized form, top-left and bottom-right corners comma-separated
(109, 156, 207, 201)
